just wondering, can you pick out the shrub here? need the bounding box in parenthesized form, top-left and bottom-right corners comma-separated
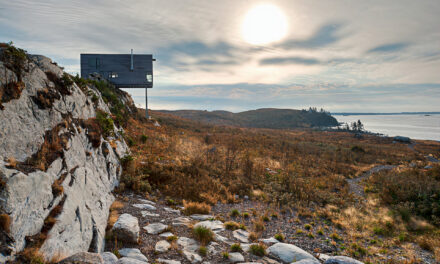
(317, 228, 324, 236)
(96, 110, 114, 137)
(249, 243, 267, 257)
(183, 200, 211, 215)
(0, 214, 11, 233)
(222, 252, 229, 259)
(224, 221, 240, 230)
(230, 208, 240, 217)
(330, 232, 342, 241)
(193, 226, 214, 245)
(274, 233, 284, 242)
(230, 243, 242, 252)
(141, 134, 148, 143)
(248, 232, 258, 242)
(242, 212, 250, 218)
(167, 235, 178, 242)
(253, 219, 265, 232)
(307, 232, 315, 238)
(0, 42, 28, 81)
(199, 246, 208, 256)
(304, 224, 312, 230)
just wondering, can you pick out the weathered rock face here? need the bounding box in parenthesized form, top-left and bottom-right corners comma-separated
(0, 47, 131, 261)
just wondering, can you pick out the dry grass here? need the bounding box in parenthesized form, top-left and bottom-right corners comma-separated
(182, 200, 211, 215)
(107, 200, 124, 230)
(0, 213, 11, 233)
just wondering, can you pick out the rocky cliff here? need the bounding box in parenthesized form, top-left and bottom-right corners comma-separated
(0, 43, 132, 262)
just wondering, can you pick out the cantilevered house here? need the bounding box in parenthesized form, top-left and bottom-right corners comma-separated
(80, 50, 154, 117)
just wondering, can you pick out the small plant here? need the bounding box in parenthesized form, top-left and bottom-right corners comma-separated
(296, 229, 304, 234)
(222, 252, 229, 259)
(96, 110, 114, 137)
(262, 215, 270, 222)
(248, 232, 258, 242)
(140, 134, 148, 143)
(304, 224, 312, 230)
(183, 200, 211, 215)
(224, 221, 240, 230)
(271, 212, 278, 219)
(230, 208, 240, 217)
(317, 228, 324, 236)
(242, 212, 250, 218)
(307, 232, 315, 238)
(230, 243, 242, 252)
(239, 223, 247, 230)
(253, 219, 265, 232)
(167, 235, 178, 242)
(193, 226, 214, 245)
(274, 233, 284, 242)
(199, 246, 208, 256)
(330, 232, 342, 241)
(249, 243, 266, 257)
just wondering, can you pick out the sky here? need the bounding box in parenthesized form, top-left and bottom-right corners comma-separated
(1, 0, 439, 112)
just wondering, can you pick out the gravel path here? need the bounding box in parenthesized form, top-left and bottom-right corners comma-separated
(346, 165, 396, 197)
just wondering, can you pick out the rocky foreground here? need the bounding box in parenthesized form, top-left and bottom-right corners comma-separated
(59, 194, 365, 264)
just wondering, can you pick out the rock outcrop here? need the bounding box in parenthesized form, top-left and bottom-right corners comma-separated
(0, 44, 131, 261)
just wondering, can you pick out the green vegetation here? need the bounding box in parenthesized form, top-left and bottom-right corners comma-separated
(230, 243, 242, 252)
(96, 110, 114, 137)
(0, 42, 28, 81)
(193, 226, 214, 245)
(198, 246, 208, 256)
(230, 208, 240, 217)
(249, 243, 267, 257)
(224, 221, 240, 230)
(274, 233, 284, 241)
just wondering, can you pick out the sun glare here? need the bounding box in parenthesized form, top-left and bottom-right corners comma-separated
(241, 4, 288, 45)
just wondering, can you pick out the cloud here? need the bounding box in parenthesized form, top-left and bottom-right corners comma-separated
(367, 42, 410, 53)
(260, 56, 321, 65)
(277, 23, 345, 49)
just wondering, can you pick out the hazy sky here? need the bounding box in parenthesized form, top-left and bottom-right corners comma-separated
(1, 0, 439, 112)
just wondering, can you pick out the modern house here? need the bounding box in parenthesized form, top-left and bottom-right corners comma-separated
(80, 50, 155, 117)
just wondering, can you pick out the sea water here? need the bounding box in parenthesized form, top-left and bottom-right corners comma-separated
(334, 114, 440, 141)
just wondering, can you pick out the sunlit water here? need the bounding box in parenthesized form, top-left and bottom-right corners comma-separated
(333, 114, 440, 141)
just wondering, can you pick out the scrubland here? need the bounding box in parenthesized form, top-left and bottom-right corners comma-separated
(118, 109, 440, 263)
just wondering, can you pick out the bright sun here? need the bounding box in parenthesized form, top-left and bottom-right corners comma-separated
(241, 4, 288, 45)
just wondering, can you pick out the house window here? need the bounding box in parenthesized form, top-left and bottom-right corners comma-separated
(146, 73, 153, 82)
(109, 72, 118, 78)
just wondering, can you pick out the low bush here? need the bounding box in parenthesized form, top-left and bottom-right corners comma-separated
(230, 208, 240, 217)
(224, 221, 240, 230)
(274, 233, 284, 242)
(183, 200, 211, 215)
(230, 243, 242, 252)
(249, 243, 266, 257)
(193, 226, 214, 245)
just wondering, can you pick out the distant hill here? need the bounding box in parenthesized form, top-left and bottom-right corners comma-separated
(157, 108, 338, 129)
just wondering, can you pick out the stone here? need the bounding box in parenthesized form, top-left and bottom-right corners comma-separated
(172, 217, 192, 226)
(133, 204, 156, 210)
(318, 254, 331, 261)
(164, 207, 181, 214)
(214, 233, 230, 243)
(393, 136, 411, 143)
(138, 199, 156, 205)
(228, 252, 245, 263)
(177, 237, 199, 252)
(324, 256, 364, 264)
(190, 214, 214, 221)
(182, 250, 202, 263)
(118, 248, 148, 262)
(156, 259, 181, 264)
(116, 258, 148, 264)
(233, 229, 249, 243)
(159, 232, 175, 238)
(267, 243, 319, 263)
(144, 223, 168, 234)
(292, 259, 321, 264)
(112, 214, 140, 243)
(260, 237, 279, 244)
(58, 252, 103, 264)
(194, 220, 224, 231)
(262, 257, 281, 264)
(101, 252, 118, 264)
(155, 240, 171, 253)
(141, 211, 160, 217)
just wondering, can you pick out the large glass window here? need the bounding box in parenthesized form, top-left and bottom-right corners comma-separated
(146, 73, 153, 82)
(109, 72, 118, 78)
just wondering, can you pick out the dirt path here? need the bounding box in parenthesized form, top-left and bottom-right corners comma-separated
(346, 165, 396, 197)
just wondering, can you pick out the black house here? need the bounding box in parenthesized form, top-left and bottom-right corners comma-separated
(80, 51, 154, 88)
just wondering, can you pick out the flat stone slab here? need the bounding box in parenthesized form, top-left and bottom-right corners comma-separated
(324, 256, 364, 264)
(228, 252, 244, 263)
(58, 252, 103, 264)
(172, 217, 192, 226)
(182, 250, 202, 264)
(133, 203, 156, 210)
(159, 232, 175, 238)
(233, 229, 249, 243)
(116, 257, 148, 264)
(141, 211, 160, 217)
(112, 214, 140, 244)
(267, 243, 318, 263)
(164, 207, 181, 214)
(156, 240, 171, 253)
(177, 237, 199, 252)
(144, 223, 168, 234)
(292, 259, 321, 264)
(193, 220, 224, 231)
(138, 198, 156, 205)
(156, 259, 181, 264)
(190, 214, 214, 221)
(260, 237, 279, 244)
(118, 248, 148, 262)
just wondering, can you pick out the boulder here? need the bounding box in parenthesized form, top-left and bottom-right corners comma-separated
(112, 214, 140, 243)
(324, 256, 364, 264)
(228, 252, 245, 263)
(58, 252, 103, 264)
(101, 252, 118, 264)
(393, 136, 411, 143)
(144, 223, 168, 235)
(233, 229, 249, 243)
(267, 243, 319, 263)
(116, 257, 148, 264)
(118, 248, 148, 262)
(155, 240, 171, 253)
(193, 220, 224, 231)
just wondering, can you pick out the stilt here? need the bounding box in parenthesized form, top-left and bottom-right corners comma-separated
(145, 87, 149, 119)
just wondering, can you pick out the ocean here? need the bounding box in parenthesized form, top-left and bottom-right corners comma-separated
(333, 114, 440, 141)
